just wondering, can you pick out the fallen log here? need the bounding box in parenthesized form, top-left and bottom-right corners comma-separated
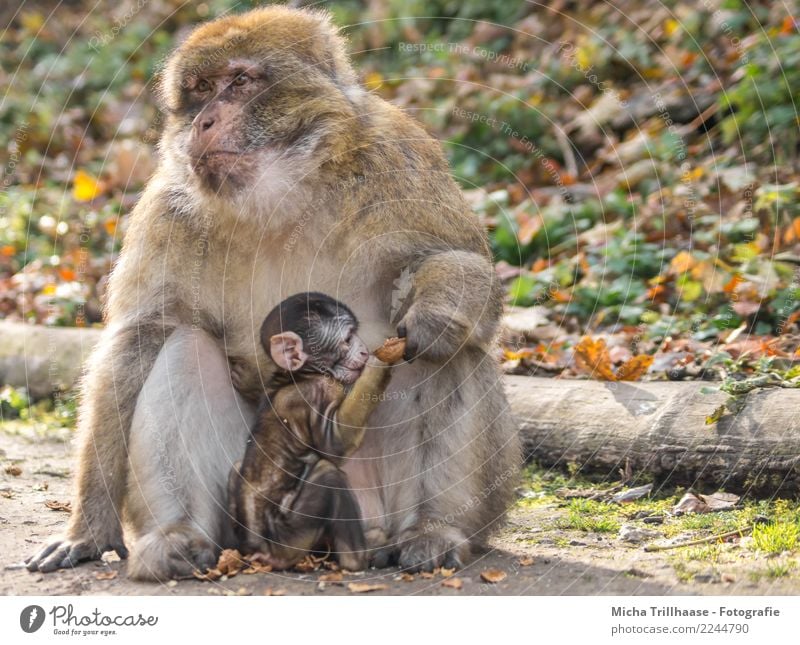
(2, 322, 799, 493)
(506, 375, 800, 495)
(0, 322, 101, 399)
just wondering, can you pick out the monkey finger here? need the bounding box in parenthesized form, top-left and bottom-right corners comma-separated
(57, 543, 98, 570)
(112, 542, 130, 560)
(396, 324, 420, 362)
(25, 540, 62, 571)
(36, 544, 73, 573)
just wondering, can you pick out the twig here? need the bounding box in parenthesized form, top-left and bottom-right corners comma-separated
(644, 525, 752, 552)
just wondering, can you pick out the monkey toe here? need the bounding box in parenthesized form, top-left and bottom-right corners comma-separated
(398, 528, 469, 573)
(368, 546, 396, 569)
(398, 536, 445, 573)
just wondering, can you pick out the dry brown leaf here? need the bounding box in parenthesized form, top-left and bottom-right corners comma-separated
(193, 568, 223, 582)
(4, 465, 22, 476)
(480, 568, 507, 584)
(347, 582, 388, 593)
(439, 567, 455, 578)
(616, 354, 654, 381)
(263, 588, 286, 596)
(441, 577, 463, 590)
(397, 572, 415, 582)
(573, 336, 616, 381)
(242, 562, 273, 574)
(216, 549, 246, 576)
(518, 556, 534, 567)
(419, 571, 435, 579)
(44, 500, 72, 512)
(319, 571, 344, 583)
(0, 490, 13, 499)
(294, 556, 320, 572)
(95, 570, 118, 580)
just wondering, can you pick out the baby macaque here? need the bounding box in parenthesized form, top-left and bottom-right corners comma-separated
(228, 292, 403, 571)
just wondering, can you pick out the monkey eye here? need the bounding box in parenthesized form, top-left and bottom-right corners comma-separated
(232, 73, 250, 87)
(196, 78, 212, 93)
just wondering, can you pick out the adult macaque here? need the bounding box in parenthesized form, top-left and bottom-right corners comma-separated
(27, 6, 520, 580)
(230, 292, 401, 571)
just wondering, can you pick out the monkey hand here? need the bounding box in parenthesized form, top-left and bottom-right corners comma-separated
(229, 357, 264, 403)
(396, 305, 470, 363)
(26, 533, 129, 573)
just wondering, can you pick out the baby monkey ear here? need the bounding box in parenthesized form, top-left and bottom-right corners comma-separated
(269, 332, 309, 371)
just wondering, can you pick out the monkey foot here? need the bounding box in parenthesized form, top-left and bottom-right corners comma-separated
(127, 525, 218, 581)
(26, 533, 129, 573)
(397, 526, 469, 573)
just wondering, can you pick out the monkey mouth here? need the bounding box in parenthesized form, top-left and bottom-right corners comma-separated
(190, 151, 253, 193)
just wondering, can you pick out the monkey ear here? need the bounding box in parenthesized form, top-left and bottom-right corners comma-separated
(269, 332, 309, 371)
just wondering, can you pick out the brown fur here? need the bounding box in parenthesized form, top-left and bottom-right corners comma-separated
(26, 6, 521, 579)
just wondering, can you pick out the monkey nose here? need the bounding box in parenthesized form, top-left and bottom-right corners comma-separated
(194, 115, 216, 132)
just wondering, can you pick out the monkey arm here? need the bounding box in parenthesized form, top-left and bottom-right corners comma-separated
(320, 359, 392, 460)
(397, 249, 503, 362)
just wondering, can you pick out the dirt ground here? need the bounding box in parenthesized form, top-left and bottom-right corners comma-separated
(2, 431, 799, 596)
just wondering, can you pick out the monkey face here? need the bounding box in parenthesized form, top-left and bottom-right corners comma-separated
(159, 7, 359, 197)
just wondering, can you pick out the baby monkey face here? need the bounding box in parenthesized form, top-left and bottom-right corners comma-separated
(305, 316, 369, 385)
(264, 292, 369, 385)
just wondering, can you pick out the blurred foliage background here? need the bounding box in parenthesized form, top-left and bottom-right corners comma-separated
(1, 0, 799, 381)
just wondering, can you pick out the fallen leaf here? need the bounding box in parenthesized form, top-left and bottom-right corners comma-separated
(319, 571, 344, 583)
(705, 405, 726, 425)
(72, 170, 103, 202)
(441, 577, 463, 590)
(216, 549, 246, 576)
(294, 556, 320, 572)
(347, 582, 388, 593)
(193, 568, 223, 581)
(670, 250, 696, 274)
(700, 491, 740, 511)
(480, 568, 507, 584)
(517, 556, 534, 567)
(611, 483, 653, 504)
(4, 465, 22, 477)
(263, 588, 286, 596)
(397, 572, 415, 582)
(573, 336, 616, 381)
(616, 354, 654, 381)
(439, 567, 455, 578)
(44, 500, 72, 512)
(419, 571, 434, 579)
(95, 570, 118, 580)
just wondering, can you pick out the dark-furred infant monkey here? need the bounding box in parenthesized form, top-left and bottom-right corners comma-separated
(228, 292, 404, 570)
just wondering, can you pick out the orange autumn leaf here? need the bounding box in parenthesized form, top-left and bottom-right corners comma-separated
(531, 257, 549, 273)
(573, 336, 617, 381)
(723, 273, 744, 294)
(58, 267, 76, 281)
(104, 218, 118, 236)
(646, 283, 666, 301)
(670, 250, 695, 274)
(1, 245, 15, 257)
(783, 217, 800, 244)
(72, 170, 103, 202)
(616, 354, 654, 381)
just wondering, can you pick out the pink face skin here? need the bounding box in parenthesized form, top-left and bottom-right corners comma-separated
(269, 330, 369, 384)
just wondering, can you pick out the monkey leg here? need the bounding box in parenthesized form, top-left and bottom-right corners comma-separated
(268, 460, 367, 571)
(347, 358, 521, 573)
(125, 327, 255, 581)
(26, 321, 170, 573)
